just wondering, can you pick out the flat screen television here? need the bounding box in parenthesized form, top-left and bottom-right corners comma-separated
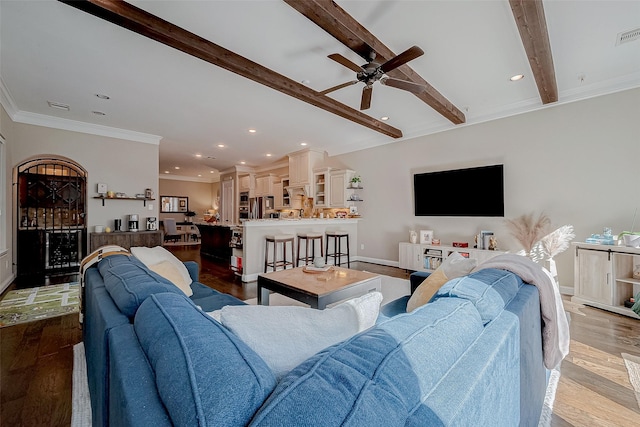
(414, 164, 504, 217)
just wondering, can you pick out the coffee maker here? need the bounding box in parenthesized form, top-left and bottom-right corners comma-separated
(146, 217, 157, 231)
(128, 214, 139, 232)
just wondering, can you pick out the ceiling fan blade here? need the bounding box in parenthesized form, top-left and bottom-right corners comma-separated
(381, 77, 426, 95)
(328, 53, 363, 73)
(379, 45, 424, 73)
(319, 80, 359, 95)
(360, 85, 373, 110)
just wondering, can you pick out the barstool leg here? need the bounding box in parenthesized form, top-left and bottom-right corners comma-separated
(334, 236, 339, 267)
(264, 240, 269, 273)
(325, 235, 329, 265)
(346, 234, 350, 268)
(296, 236, 301, 267)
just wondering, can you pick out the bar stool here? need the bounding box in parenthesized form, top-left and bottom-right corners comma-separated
(325, 230, 350, 268)
(264, 234, 295, 272)
(296, 232, 324, 266)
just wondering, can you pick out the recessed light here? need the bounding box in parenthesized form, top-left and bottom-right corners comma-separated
(164, 171, 170, 174)
(300, 142, 308, 146)
(174, 166, 180, 170)
(198, 174, 202, 177)
(210, 170, 215, 173)
(217, 144, 225, 148)
(47, 101, 70, 111)
(195, 154, 202, 158)
(240, 161, 246, 165)
(92, 111, 106, 116)
(510, 74, 524, 82)
(266, 153, 272, 157)
(248, 129, 257, 133)
(380, 116, 389, 121)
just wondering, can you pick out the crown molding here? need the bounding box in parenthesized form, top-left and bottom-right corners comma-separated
(1, 76, 162, 145)
(160, 174, 220, 183)
(12, 111, 162, 145)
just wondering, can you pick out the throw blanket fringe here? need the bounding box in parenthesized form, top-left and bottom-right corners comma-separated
(472, 254, 570, 369)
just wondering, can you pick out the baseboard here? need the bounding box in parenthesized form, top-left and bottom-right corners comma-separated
(559, 286, 574, 296)
(356, 256, 399, 268)
(0, 272, 16, 295)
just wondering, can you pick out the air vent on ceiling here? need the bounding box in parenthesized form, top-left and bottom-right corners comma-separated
(616, 27, 640, 46)
(47, 101, 70, 111)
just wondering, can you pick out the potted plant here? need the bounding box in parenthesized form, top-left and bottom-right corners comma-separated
(350, 175, 361, 188)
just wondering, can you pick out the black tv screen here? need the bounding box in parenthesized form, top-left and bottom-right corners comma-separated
(414, 164, 504, 217)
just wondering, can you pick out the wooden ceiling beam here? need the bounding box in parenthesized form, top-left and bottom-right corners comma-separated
(58, 0, 402, 138)
(509, 0, 558, 104)
(284, 0, 466, 125)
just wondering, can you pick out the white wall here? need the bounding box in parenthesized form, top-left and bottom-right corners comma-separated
(327, 88, 640, 288)
(0, 106, 14, 292)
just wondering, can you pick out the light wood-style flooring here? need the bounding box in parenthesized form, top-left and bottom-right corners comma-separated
(0, 245, 638, 426)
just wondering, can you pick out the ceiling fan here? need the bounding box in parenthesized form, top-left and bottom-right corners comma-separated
(320, 45, 427, 110)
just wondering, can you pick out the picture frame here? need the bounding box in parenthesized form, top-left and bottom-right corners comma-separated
(160, 196, 189, 213)
(420, 229, 434, 244)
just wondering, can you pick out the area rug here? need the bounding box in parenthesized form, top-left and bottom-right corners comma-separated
(0, 282, 79, 327)
(622, 352, 640, 408)
(244, 274, 410, 307)
(72, 342, 92, 427)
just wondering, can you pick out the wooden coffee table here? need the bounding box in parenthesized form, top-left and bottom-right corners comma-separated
(257, 266, 381, 309)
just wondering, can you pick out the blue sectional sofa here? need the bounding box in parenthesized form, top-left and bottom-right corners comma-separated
(83, 253, 546, 427)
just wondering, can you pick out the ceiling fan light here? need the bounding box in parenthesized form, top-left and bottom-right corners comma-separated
(510, 74, 525, 81)
(381, 116, 389, 121)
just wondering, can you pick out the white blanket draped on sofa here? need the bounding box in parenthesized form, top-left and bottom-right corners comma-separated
(473, 254, 570, 369)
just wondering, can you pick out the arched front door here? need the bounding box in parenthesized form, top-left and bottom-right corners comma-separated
(14, 156, 87, 287)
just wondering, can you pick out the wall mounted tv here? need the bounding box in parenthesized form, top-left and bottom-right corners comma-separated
(414, 164, 504, 217)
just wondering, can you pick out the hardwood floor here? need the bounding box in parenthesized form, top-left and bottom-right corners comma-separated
(0, 246, 638, 426)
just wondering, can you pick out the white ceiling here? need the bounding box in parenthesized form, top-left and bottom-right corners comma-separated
(1, 0, 639, 180)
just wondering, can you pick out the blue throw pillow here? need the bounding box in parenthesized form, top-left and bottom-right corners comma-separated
(99, 255, 182, 319)
(135, 293, 276, 427)
(249, 297, 482, 426)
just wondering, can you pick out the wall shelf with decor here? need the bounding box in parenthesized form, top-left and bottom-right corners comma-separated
(93, 196, 155, 207)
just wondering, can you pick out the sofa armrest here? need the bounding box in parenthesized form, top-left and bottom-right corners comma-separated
(410, 271, 431, 294)
(184, 261, 199, 282)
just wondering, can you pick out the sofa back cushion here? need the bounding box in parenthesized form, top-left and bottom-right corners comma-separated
(249, 297, 483, 426)
(432, 268, 522, 324)
(135, 293, 276, 427)
(98, 255, 182, 319)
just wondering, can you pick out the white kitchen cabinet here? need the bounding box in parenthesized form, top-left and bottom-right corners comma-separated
(288, 149, 325, 186)
(239, 174, 255, 193)
(329, 169, 355, 207)
(572, 243, 640, 319)
(398, 243, 504, 272)
(313, 168, 331, 207)
(273, 182, 284, 209)
(255, 174, 276, 197)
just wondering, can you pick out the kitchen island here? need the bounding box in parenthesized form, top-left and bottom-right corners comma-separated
(195, 223, 233, 261)
(235, 218, 360, 282)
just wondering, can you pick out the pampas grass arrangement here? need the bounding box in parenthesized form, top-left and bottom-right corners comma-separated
(505, 212, 551, 256)
(541, 225, 576, 259)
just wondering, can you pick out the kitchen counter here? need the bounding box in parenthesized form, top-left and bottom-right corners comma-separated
(234, 218, 360, 282)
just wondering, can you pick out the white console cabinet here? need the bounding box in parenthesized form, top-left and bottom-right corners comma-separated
(572, 242, 640, 319)
(398, 242, 504, 273)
